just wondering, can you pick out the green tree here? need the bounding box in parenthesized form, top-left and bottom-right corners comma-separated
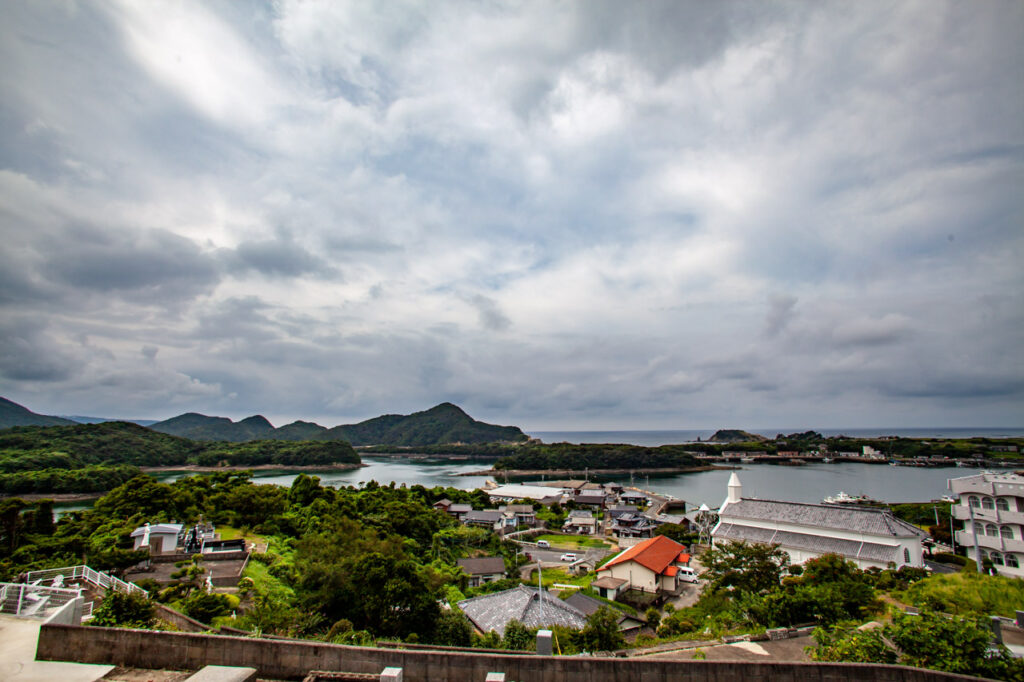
(348, 552, 440, 639)
(181, 591, 235, 623)
(574, 606, 625, 652)
(503, 619, 534, 650)
(433, 609, 473, 647)
(700, 540, 790, 594)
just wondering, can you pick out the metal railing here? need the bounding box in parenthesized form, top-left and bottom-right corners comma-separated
(0, 581, 84, 618)
(25, 565, 147, 596)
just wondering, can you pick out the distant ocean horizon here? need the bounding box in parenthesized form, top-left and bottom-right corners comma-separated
(528, 427, 1024, 446)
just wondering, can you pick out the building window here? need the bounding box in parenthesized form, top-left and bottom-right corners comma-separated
(974, 522, 985, 534)
(997, 498, 1010, 511)
(991, 552, 1005, 566)
(982, 498, 996, 510)
(1007, 554, 1020, 569)
(1000, 526, 1014, 540)
(986, 524, 998, 537)
(903, 547, 910, 564)
(969, 496, 981, 508)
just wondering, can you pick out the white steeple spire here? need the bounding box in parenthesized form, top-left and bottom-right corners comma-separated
(727, 472, 742, 505)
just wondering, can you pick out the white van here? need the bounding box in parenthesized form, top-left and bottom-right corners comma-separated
(677, 566, 699, 584)
(536, 539, 550, 548)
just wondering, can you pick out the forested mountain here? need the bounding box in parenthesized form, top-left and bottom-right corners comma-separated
(0, 421, 360, 495)
(0, 397, 76, 428)
(329, 403, 528, 446)
(151, 402, 527, 446)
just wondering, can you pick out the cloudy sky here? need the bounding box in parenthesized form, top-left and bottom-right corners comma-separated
(1, 1, 1022, 431)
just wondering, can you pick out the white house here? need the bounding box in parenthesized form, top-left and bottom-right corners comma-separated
(130, 522, 183, 554)
(712, 473, 925, 570)
(596, 535, 690, 595)
(949, 472, 1024, 578)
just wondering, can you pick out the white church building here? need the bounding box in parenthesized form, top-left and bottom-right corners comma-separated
(711, 473, 926, 570)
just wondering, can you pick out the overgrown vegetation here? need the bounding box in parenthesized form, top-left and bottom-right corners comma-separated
(0, 422, 360, 494)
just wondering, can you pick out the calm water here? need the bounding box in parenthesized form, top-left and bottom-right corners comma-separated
(530, 428, 1024, 446)
(123, 456, 990, 511)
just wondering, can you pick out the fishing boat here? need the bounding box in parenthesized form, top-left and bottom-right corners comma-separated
(823, 491, 869, 504)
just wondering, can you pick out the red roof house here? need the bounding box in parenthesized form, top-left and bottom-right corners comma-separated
(597, 535, 689, 595)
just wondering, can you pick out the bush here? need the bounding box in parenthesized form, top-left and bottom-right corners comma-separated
(181, 592, 234, 623)
(91, 591, 155, 629)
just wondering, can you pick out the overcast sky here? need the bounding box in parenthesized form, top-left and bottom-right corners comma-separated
(1, 1, 1022, 431)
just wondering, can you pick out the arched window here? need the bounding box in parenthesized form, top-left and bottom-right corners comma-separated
(904, 547, 910, 564)
(982, 497, 996, 510)
(1007, 554, 1020, 568)
(997, 498, 1010, 511)
(974, 522, 985, 534)
(991, 552, 1005, 566)
(986, 524, 998, 536)
(1001, 526, 1014, 540)
(969, 496, 981, 508)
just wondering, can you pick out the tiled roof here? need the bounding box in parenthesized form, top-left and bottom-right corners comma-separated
(677, 553, 691, 563)
(458, 585, 586, 637)
(464, 510, 502, 523)
(714, 523, 903, 564)
(723, 499, 925, 537)
(448, 504, 473, 513)
(567, 510, 594, 519)
(456, 557, 506, 575)
(598, 535, 686, 575)
(591, 576, 627, 590)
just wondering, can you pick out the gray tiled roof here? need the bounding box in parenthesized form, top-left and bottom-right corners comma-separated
(464, 510, 503, 523)
(448, 504, 473, 513)
(723, 499, 925, 537)
(715, 523, 902, 564)
(456, 557, 506, 576)
(458, 585, 587, 637)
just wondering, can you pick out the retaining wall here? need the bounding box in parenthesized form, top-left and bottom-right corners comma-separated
(36, 623, 984, 682)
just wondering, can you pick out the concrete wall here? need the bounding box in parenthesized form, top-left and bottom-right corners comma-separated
(37, 623, 983, 682)
(42, 596, 82, 626)
(155, 603, 213, 633)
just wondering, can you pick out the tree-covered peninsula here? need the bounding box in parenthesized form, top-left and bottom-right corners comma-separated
(0, 422, 360, 495)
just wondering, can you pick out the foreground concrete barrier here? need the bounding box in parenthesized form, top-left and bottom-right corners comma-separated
(37, 623, 984, 682)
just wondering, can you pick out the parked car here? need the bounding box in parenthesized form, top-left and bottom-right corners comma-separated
(560, 553, 577, 562)
(537, 540, 550, 548)
(677, 566, 699, 583)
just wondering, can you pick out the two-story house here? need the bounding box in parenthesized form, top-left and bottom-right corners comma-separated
(949, 472, 1024, 578)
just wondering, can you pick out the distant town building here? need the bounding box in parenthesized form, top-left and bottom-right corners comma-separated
(949, 472, 1024, 578)
(485, 484, 562, 504)
(712, 473, 925, 570)
(456, 557, 507, 588)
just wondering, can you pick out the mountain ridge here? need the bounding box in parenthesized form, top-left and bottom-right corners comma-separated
(148, 402, 528, 446)
(0, 397, 77, 428)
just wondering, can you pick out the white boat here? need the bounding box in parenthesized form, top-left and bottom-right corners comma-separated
(821, 457, 834, 464)
(823, 491, 869, 504)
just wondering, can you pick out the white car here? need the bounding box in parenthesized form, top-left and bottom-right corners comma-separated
(560, 553, 577, 562)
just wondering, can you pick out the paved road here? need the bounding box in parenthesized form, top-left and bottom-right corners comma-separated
(0, 614, 115, 682)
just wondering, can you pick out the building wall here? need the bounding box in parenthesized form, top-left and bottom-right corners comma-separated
(36, 624, 981, 682)
(713, 513, 923, 569)
(949, 475, 1024, 578)
(600, 561, 659, 593)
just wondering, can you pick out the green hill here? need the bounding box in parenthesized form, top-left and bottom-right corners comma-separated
(150, 403, 527, 446)
(329, 403, 528, 446)
(708, 429, 769, 443)
(0, 397, 76, 428)
(0, 421, 360, 495)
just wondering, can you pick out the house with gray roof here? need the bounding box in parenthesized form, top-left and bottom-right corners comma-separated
(712, 473, 925, 570)
(457, 585, 587, 637)
(130, 522, 183, 554)
(456, 556, 506, 588)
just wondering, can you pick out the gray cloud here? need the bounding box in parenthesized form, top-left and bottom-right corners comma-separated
(0, 1, 1021, 429)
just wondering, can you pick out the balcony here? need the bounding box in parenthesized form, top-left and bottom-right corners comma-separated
(952, 505, 1024, 526)
(955, 530, 1024, 554)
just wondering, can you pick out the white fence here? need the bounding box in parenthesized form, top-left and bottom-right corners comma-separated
(26, 564, 147, 596)
(0, 581, 85, 618)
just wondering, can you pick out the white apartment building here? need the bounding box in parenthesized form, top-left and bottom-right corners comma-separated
(949, 472, 1024, 578)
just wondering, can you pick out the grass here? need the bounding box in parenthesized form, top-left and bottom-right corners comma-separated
(534, 534, 612, 550)
(523, 566, 598, 589)
(215, 525, 268, 545)
(896, 571, 1024, 618)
